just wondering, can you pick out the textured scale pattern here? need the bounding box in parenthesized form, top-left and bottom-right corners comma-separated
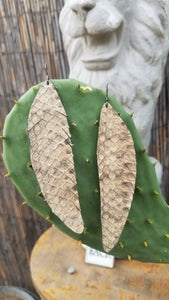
(97, 103, 136, 252)
(28, 83, 84, 234)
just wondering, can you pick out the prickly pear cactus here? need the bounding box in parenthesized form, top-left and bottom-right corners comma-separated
(2, 79, 169, 263)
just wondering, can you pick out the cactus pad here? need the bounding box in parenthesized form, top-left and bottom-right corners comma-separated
(2, 79, 169, 263)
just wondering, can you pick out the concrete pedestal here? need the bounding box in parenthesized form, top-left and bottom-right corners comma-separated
(30, 227, 169, 300)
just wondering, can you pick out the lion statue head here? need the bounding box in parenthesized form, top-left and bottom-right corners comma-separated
(59, 0, 169, 182)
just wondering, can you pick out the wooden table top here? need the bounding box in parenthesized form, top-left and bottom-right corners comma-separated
(30, 226, 169, 300)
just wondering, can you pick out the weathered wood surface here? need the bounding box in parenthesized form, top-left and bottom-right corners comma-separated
(150, 60, 169, 201)
(30, 226, 169, 300)
(0, 0, 168, 295)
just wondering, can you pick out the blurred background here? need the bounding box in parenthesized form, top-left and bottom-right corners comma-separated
(0, 0, 169, 294)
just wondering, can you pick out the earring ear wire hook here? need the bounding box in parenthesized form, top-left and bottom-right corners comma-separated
(105, 83, 109, 108)
(44, 63, 49, 85)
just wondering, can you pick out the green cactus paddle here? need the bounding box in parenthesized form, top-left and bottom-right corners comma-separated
(2, 79, 169, 263)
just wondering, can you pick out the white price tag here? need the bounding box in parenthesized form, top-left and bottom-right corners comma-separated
(82, 245, 114, 268)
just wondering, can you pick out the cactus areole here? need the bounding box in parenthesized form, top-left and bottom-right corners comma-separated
(2, 79, 169, 263)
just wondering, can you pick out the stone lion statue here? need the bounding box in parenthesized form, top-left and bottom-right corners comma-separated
(59, 0, 169, 184)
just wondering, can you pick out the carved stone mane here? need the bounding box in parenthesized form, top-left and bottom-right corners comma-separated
(60, 0, 169, 182)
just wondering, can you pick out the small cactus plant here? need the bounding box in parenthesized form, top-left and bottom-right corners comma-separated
(2, 79, 169, 263)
